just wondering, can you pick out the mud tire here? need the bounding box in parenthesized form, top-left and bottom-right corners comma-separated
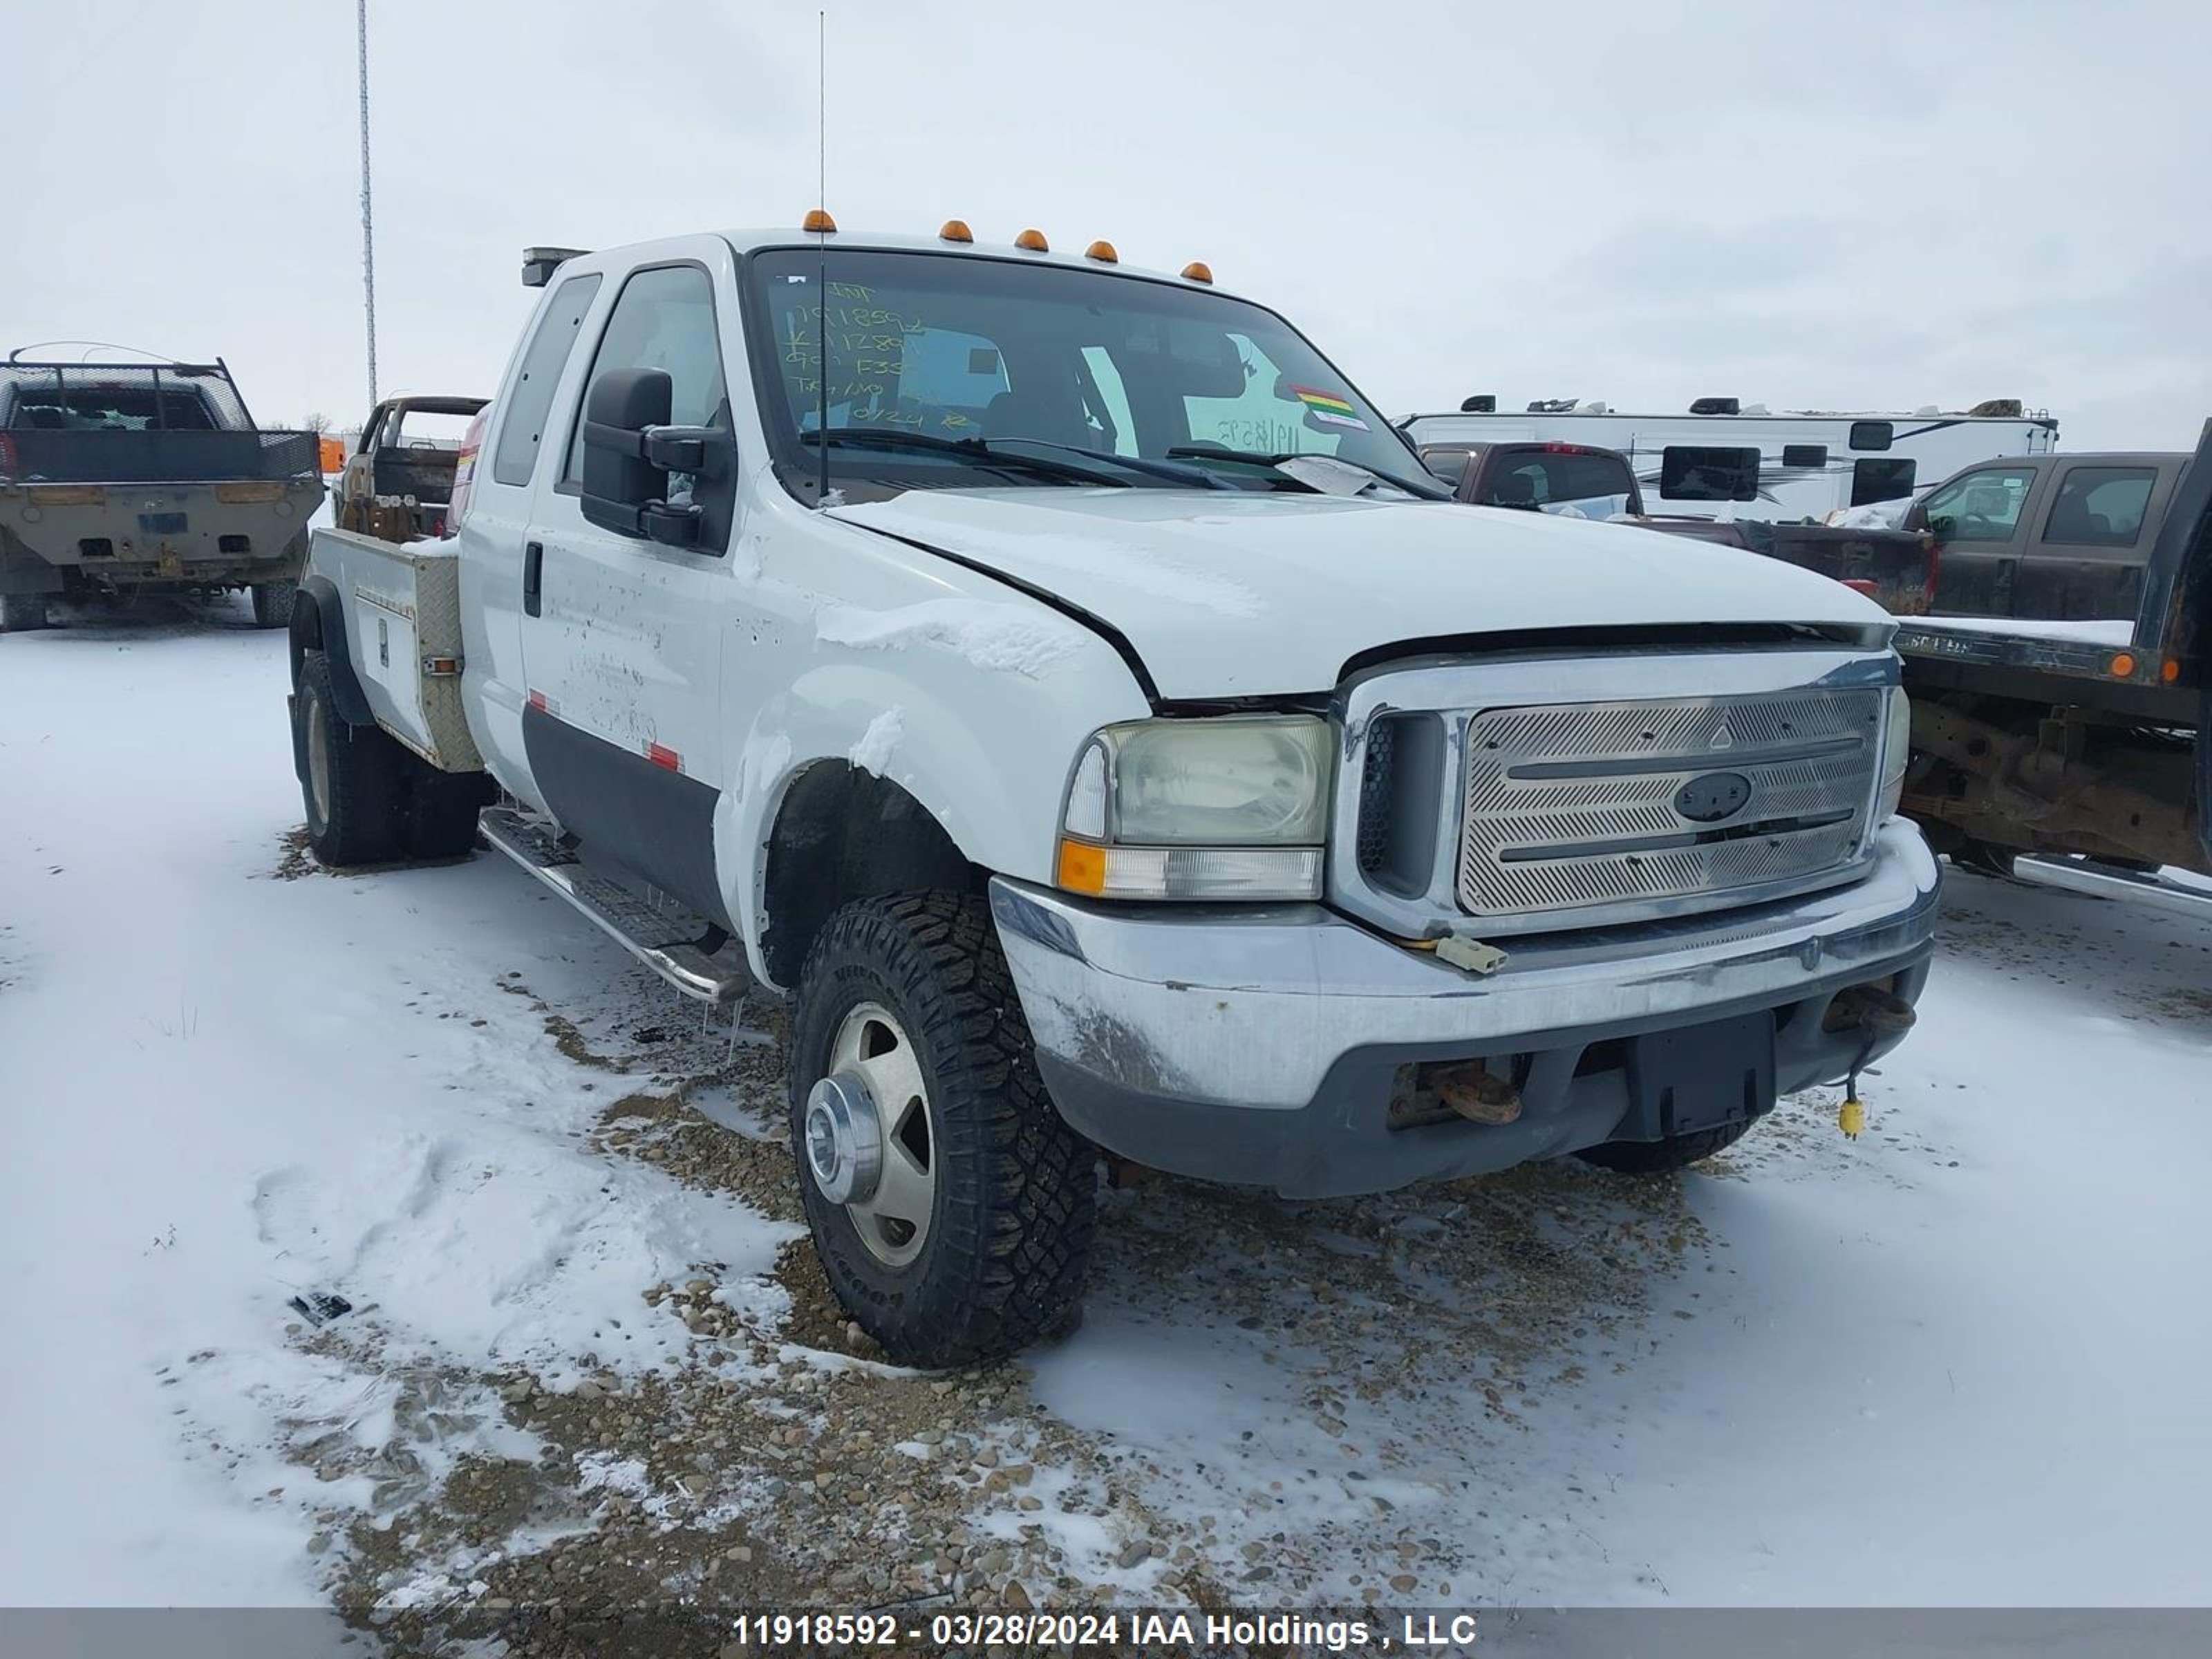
(789, 890, 1095, 1367)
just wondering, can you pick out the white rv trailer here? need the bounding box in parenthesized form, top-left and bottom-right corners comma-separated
(1400, 397, 2059, 523)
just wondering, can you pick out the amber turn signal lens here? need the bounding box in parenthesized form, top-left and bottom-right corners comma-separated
(2109, 652, 2137, 678)
(802, 208, 837, 233)
(1181, 261, 1214, 284)
(1056, 838, 1107, 895)
(939, 218, 973, 243)
(1013, 227, 1049, 252)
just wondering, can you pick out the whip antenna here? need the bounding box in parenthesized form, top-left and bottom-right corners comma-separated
(815, 9, 832, 504)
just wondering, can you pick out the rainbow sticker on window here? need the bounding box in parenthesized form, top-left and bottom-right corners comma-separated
(1291, 386, 1368, 431)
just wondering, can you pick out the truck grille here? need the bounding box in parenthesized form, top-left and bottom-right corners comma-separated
(1455, 690, 1882, 919)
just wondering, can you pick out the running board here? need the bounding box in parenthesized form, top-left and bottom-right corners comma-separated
(480, 805, 749, 1004)
(2015, 855, 2212, 921)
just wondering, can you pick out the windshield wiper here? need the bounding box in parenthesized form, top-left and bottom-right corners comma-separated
(1166, 444, 1454, 502)
(980, 437, 1235, 490)
(801, 428, 1130, 488)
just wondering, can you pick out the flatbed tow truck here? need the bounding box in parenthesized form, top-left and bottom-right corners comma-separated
(1895, 420, 2212, 903)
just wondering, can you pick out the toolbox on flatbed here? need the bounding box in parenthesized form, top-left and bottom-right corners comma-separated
(303, 527, 481, 772)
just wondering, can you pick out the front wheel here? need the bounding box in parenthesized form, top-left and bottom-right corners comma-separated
(788, 891, 1094, 1367)
(1577, 1118, 1755, 1175)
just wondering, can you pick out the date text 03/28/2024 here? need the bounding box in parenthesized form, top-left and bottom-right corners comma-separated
(725, 1610, 1487, 1651)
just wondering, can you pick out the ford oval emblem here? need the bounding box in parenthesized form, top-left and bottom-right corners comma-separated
(1675, 771, 1752, 823)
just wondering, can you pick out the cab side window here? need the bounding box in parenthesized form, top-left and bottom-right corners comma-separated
(1922, 466, 2036, 542)
(491, 272, 603, 487)
(2041, 466, 2155, 548)
(563, 265, 726, 486)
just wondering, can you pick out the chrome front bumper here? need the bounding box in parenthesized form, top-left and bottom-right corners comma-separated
(991, 819, 1940, 1197)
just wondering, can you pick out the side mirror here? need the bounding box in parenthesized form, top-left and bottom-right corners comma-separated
(579, 367, 722, 546)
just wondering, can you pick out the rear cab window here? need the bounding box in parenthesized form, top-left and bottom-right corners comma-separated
(386, 408, 476, 452)
(491, 272, 604, 487)
(1477, 447, 1636, 518)
(8, 387, 217, 431)
(1851, 457, 1917, 506)
(2040, 465, 2156, 547)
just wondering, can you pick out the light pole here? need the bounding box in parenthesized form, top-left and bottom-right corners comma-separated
(356, 0, 378, 405)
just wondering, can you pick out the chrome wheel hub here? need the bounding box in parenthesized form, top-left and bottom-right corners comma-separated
(812, 1002, 937, 1268)
(804, 1071, 883, 1205)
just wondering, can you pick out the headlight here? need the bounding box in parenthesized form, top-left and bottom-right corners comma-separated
(1876, 684, 1911, 821)
(1056, 715, 1333, 900)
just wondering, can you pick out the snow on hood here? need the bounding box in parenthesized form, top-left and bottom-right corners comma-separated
(830, 489, 1891, 700)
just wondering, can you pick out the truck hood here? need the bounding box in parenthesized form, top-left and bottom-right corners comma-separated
(829, 489, 1891, 700)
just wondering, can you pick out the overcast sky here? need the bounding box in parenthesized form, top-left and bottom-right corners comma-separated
(8, 0, 2207, 450)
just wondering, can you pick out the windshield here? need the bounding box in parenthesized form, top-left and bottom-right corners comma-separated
(745, 247, 1421, 498)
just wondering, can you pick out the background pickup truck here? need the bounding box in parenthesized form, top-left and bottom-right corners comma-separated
(0, 355, 324, 630)
(289, 224, 1936, 1367)
(335, 393, 489, 544)
(1416, 437, 1936, 612)
(1893, 426, 2211, 879)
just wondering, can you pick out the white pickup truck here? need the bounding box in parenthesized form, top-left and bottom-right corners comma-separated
(290, 223, 1938, 1366)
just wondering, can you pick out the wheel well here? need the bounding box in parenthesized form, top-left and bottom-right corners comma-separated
(760, 763, 982, 987)
(287, 588, 324, 684)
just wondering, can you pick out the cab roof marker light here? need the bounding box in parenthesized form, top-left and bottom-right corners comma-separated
(1085, 240, 1118, 264)
(938, 218, 973, 243)
(802, 208, 838, 234)
(1013, 228, 1049, 252)
(1181, 261, 1214, 284)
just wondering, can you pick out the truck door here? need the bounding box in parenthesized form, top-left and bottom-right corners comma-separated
(518, 255, 738, 925)
(2012, 460, 2174, 619)
(1913, 462, 2041, 614)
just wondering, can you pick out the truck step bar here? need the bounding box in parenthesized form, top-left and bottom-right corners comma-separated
(2015, 856, 2212, 921)
(480, 805, 750, 1004)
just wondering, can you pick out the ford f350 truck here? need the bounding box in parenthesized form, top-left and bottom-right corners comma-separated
(290, 223, 1937, 1366)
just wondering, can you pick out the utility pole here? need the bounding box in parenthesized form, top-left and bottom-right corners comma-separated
(356, 0, 378, 404)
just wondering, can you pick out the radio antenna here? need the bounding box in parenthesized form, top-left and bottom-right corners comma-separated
(815, 8, 832, 505)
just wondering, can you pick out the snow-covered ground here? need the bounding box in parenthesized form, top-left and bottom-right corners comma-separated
(2, 600, 2209, 1624)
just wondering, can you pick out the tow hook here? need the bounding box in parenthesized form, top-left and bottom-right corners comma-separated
(1824, 983, 1918, 1040)
(1428, 1060, 1522, 1125)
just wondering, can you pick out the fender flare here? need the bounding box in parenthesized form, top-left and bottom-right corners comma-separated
(290, 572, 376, 727)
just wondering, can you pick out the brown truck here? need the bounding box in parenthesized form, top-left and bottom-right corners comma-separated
(1416, 437, 1936, 613)
(1892, 428, 2211, 878)
(335, 394, 488, 544)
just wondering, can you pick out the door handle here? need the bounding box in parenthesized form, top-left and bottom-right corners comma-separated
(523, 541, 543, 617)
